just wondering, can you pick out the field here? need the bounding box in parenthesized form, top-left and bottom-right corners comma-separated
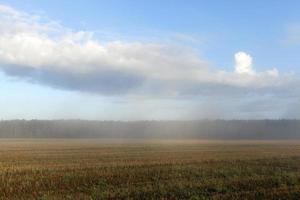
(0, 139, 300, 199)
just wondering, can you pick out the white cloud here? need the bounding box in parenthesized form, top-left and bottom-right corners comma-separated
(266, 68, 279, 77)
(234, 52, 255, 75)
(0, 4, 293, 96)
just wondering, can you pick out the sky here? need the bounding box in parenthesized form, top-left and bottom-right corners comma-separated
(0, 0, 300, 120)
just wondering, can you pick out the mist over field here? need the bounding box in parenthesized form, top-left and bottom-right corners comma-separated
(0, 120, 299, 139)
(2, 2, 300, 199)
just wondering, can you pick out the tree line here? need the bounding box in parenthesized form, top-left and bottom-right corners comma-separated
(0, 120, 299, 139)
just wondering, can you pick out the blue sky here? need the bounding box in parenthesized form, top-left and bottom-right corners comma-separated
(0, 0, 300, 119)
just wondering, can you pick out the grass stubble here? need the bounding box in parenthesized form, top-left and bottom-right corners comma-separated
(0, 139, 299, 199)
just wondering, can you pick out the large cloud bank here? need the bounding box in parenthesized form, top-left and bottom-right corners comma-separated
(0, 4, 295, 96)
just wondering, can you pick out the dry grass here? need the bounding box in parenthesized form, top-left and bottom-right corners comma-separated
(0, 139, 300, 199)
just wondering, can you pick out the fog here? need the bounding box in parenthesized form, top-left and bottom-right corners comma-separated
(0, 120, 299, 139)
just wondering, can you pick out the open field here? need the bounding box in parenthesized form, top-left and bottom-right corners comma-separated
(0, 139, 300, 199)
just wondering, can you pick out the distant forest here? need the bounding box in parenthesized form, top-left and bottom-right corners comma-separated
(0, 120, 299, 139)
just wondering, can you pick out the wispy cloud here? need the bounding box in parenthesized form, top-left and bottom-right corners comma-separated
(282, 23, 300, 46)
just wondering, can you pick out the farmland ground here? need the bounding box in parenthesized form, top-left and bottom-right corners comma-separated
(0, 139, 300, 199)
